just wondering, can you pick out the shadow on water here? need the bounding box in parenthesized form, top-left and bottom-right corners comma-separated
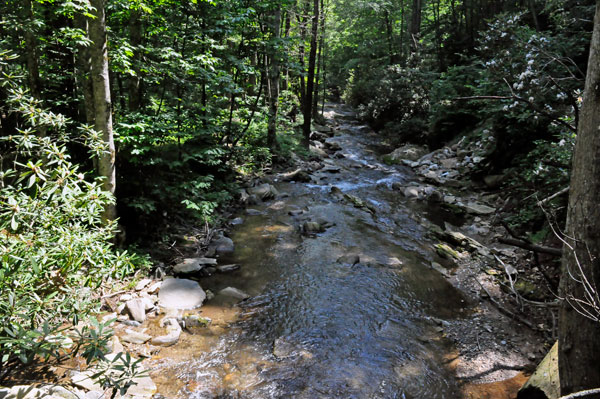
(149, 104, 475, 398)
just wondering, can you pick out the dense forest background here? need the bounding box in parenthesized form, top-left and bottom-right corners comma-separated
(0, 0, 598, 394)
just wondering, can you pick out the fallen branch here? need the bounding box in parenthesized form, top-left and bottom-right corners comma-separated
(559, 388, 600, 399)
(537, 186, 570, 207)
(498, 237, 562, 256)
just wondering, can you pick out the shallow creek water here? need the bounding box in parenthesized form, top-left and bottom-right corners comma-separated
(149, 104, 475, 398)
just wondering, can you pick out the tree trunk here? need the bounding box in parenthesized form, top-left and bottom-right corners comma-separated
(22, 0, 41, 100)
(302, 0, 319, 146)
(409, 0, 422, 52)
(128, 9, 143, 112)
(312, 0, 325, 119)
(74, 13, 95, 126)
(267, 7, 281, 151)
(558, 1, 600, 395)
(88, 0, 117, 223)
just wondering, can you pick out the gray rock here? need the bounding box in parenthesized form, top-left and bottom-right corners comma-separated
(230, 217, 244, 225)
(126, 299, 147, 323)
(210, 235, 235, 254)
(216, 264, 240, 273)
(281, 168, 311, 182)
(173, 258, 217, 274)
(324, 141, 342, 152)
(135, 278, 152, 291)
(246, 208, 262, 215)
(151, 318, 181, 347)
(303, 221, 324, 234)
(385, 144, 428, 163)
(48, 386, 79, 399)
(158, 278, 206, 310)
(464, 202, 496, 215)
(146, 281, 162, 295)
(0, 386, 48, 399)
(440, 157, 458, 169)
(402, 186, 421, 199)
(443, 195, 457, 204)
(218, 287, 250, 300)
(288, 209, 304, 216)
(336, 254, 360, 265)
(121, 329, 152, 344)
(84, 392, 103, 399)
(309, 145, 328, 159)
(248, 183, 279, 201)
(313, 123, 333, 133)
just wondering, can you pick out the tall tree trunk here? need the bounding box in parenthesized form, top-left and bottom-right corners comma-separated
(281, 11, 292, 91)
(384, 10, 396, 65)
(559, 1, 600, 395)
(128, 9, 143, 112)
(297, 1, 309, 109)
(409, 0, 422, 52)
(89, 0, 117, 223)
(74, 13, 95, 126)
(302, 0, 319, 146)
(267, 8, 282, 151)
(312, 0, 325, 119)
(22, 0, 41, 100)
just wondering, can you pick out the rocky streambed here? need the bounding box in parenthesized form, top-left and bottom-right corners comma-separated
(3, 103, 547, 399)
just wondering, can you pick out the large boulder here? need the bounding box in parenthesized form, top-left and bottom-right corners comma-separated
(517, 341, 559, 399)
(383, 144, 428, 164)
(158, 278, 206, 310)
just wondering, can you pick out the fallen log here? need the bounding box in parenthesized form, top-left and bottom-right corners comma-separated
(498, 237, 562, 256)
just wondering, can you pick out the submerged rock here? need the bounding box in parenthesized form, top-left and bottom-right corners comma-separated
(218, 287, 250, 300)
(210, 235, 235, 255)
(336, 254, 360, 265)
(151, 318, 182, 347)
(173, 257, 217, 274)
(158, 278, 206, 310)
(303, 221, 325, 234)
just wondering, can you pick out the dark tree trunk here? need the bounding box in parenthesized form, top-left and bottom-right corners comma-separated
(89, 0, 117, 223)
(312, 0, 325, 119)
(409, 0, 422, 52)
(74, 13, 95, 126)
(267, 7, 281, 151)
(22, 0, 41, 100)
(128, 9, 143, 112)
(559, 1, 600, 395)
(302, 0, 319, 146)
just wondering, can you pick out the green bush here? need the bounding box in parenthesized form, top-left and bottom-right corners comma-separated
(0, 71, 149, 378)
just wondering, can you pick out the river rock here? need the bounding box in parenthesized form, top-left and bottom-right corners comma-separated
(173, 257, 217, 274)
(121, 329, 152, 344)
(325, 141, 342, 152)
(151, 318, 182, 347)
(309, 145, 328, 159)
(126, 299, 147, 323)
(246, 208, 262, 215)
(337, 254, 360, 265)
(440, 157, 458, 169)
(146, 281, 162, 294)
(384, 144, 428, 163)
(517, 341, 559, 399)
(303, 221, 325, 234)
(230, 217, 244, 225)
(158, 278, 206, 310)
(72, 354, 157, 398)
(402, 186, 421, 199)
(216, 264, 240, 273)
(464, 201, 496, 215)
(135, 278, 152, 291)
(210, 235, 235, 254)
(218, 287, 250, 300)
(288, 209, 304, 216)
(248, 183, 279, 201)
(0, 386, 48, 399)
(313, 123, 333, 133)
(281, 168, 311, 182)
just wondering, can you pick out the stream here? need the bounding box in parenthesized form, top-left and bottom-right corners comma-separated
(149, 103, 475, 398)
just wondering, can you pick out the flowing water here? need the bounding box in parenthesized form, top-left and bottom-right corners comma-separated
(149, 104, 474, 398)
